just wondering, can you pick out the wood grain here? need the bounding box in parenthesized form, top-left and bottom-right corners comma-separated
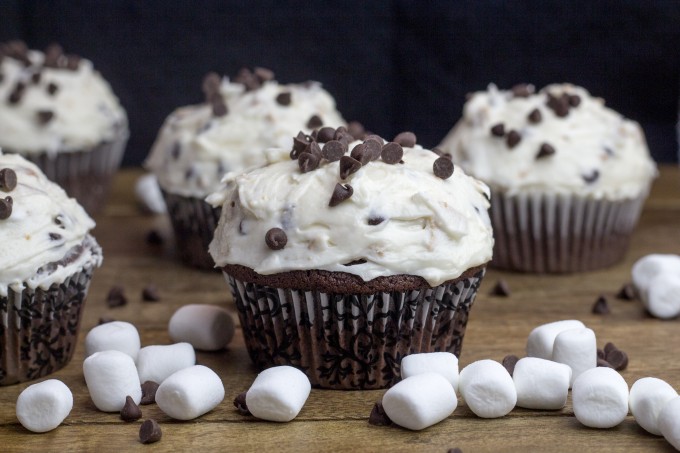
(0, 167, 679, 452)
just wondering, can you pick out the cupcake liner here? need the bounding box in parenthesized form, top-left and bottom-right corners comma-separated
(490, 189, 648, 273)
(162, 190, 221, 270)
(0, 266, 94, 385)
(226, 268, 486, 389)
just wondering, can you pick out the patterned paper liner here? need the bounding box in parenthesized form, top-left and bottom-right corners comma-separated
(0, 266, 94, 386)
(490, 189, 648, 273)
(162, 190, 221, 270)
(226, 268, 486, 390)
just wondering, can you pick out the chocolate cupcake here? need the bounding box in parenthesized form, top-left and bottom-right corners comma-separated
(145, 68, 346, 269)
(439, 83, 657, 273)
(0, 40, 128, 215)
(0, 152, 102, 385)
(208, 129, 493, 389)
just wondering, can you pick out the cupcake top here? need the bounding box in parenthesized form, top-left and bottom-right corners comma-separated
(145, 68, 346, 198)
(208, 128, 493, 287)
(439, 83, 657, 199)
(0, 152, 102, 297)
(0, 40, 127, 155)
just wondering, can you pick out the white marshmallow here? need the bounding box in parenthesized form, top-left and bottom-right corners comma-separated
(136, 343, 196, 384)
(83, 350, 142, 412)
(85, 321, 141, 361)
(629, 377, 678, 436)
(659, 397, 680, 450)
(135, 173, 166, 214)
(401, 352, 459, 391)
(459, 360, 516, 418)
(156, 365, 224, 420)
(572, 367, 629, 428)
(552, 327, 597, 387)
(246, 366, 311, 422)
(644, 274, 680, 319)
(632, 254, 680, 300)
(382, 372, 457, 430)
(526, 320, 585, 359)
(16, 380, 73, 433)
(512, 357, 571, 410)
(168, 304, 235, 351)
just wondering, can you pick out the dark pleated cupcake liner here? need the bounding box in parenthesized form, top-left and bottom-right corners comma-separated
(162, 190, 221, 270)
(0, 266, 94, 385)
(226, 268, 486, 389)
(490, 189, 648, 273)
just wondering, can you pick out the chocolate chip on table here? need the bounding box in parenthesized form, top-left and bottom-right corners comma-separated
(140, 381, 159, 405)
(146, 229, 164, 246)
(536, 143, 556, 159)
(265, 228, 287, 250)
(393, 131, 416, 148)
(606, 349, 628, 371)
(0, 196, 13, 220)
(339, 156, 362, 180)
(381, 142, 403, 164)
(433, 156, 454, 179)
(306, 114, 323, 129)
(0, 168, 17, 192)
(490, 279, 511, 297)
(233, 391, 251, 416)
(603, 342, 617, 357)
(120, 395, 142, 422)
(511, 83, 533, 98)
(329, 183, 353, 207)
(368, 401, 392, 426)
(447, 448, 463, 453)
(506, 130, 521, 148)
(582, 169, 600, 184)
(592, 295, 610, 315)
(597, 348, 605, 360)
(527, 108, 542, 124)
(106, 285, 127, 308)
(316, 127, 336, 143)
(597, 358, 613, 368)
(321, 140, 346, 162)
(490, 123, 505, 137)
(275, 91, 291, 106)
(139, 419, 162, 444)
(616, 283, 636, 301)
(502, 354, 519, 376)
(142, 285, 160, 302)
(36, 110, 54, 125)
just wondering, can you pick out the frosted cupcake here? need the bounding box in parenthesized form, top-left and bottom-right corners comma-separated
(439, 83, 657, 273)
(0, 152, 102, 385)
(146, 68, 346, 269)
(208, 128, 493, 389)
(0, 40, 128, 214)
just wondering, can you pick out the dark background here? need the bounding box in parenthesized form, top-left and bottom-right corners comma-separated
(2, 1, 679, 165)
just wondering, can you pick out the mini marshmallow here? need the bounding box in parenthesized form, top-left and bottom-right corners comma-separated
(382, 372, 457, 430)
(632, 254, 680, 300)
(156, 365, 224, 420)
(644, 274, 680, 319)
(83, 350, 141, 412)
(629, 377, 678, 436)
(459, 359, 516, 418)
(552, 327, 597, 387)
(401, 352, 459, 391)
(135, 173, 166, 214)
(659, 397, 680, 450)
(16, 379, 73, 433)
(526, 320, 585, 359)
(136, 342, 196, 384)
(168, 304, 235, 351)
(246, 366, 311, 422)
(85, 321, 141, 361)
(572, 367, 629, 428)
(513, 357, 571, 410)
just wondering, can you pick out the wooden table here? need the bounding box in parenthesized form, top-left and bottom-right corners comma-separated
(1, 167, 679, 452)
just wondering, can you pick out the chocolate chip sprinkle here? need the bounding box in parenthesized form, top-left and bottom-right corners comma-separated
(592, 295, 610, 315)
(433, 156, 454, 179)
(120, 395, 142, 422)
(106, 285, 127, 308)
(0, 168, 17, 192)
(234, 391, 251, 416)
(380, 142, 403, 164)
(0, 196, 12, 220)
(616, 283, 636, 301)
(502, 354, 519, 376)
(490, 123, 505, 137)
(527, 108, 542, 124)
(142, 285, 160, 302)
(490, 279, 511, 297)
(307, 114, 323, 129)
(276, 92, 291, 106)
(393, 131, 416, 148)
(139, 419, 162, 444)
(298, 152, 320, 173)
(536, 143, 556, 159)
(265, 228, 287, 250)
(321, 140, 346, 162)
(506, 130, 521, 148)
(329, 183, 353, 207)
(339, 156, 362, 180)
(140, 381, 159, 405)
(368, 401, 392, 426)
(36, 110, 54, 125)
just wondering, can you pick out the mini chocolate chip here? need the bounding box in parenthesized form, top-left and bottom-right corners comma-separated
(121, 395, 142, 422)
(606, 349, 628, 371)
(49, 232, 62, 241)
(0, 196, 12, 220)
(447, 449, 463, 453)
(307, 114, 323, 129)
(603, 342, 617, 356)
(329, 183, 353, 207)
(0, 168, 17, 192)
(582, 169, 600, 184)
(367, 216, 385, 225)
(36, 110, 54, 125)
(490, 279, 511, 297)
(234, 391, 251, 416)
(139, 419, 162, 444)
(527, 108, 542, 124)
(202, 72, 221, 98)
(568, 94, 581, 107)
(592, 295, 610, 315)
(265, 228, 287, 250)
(298, 152, 321, 173)
(43, 43, 63, 68)
(363, 138, 382, 161)
(536, 143, 556, 159)
(511, 84, 534, 98)
(368, 401, 392, 426)
(146, 229, 164, 246)
(142, 285, 160, 302)
(393, 131, 416, 148)
(381, 142, 403, 164)
(547, 93, 570, 117)
(306, 141, 322, 158)
(616, 283, 636, 301)
(140, 381, 159, 405)
(597, 358, 613, 368)
(490, 123, 505, 137)
(597, 348, 605, 360)
(211, 97, 228, 117)
(343, 259, 367, 266)
(7, 82, 25, 104)
(502, 354, 519, 376)
(339, 156, 362, 180)
(106, 285, 127, 308)
(31, 71, 41, 84)
(433, 156, 454, 179)
(347, 121, 365, 140)
(506, 130, 521, 148)
(46, 82, 59, 96)
(66, 54, 80, 71)
(254, 67, 275, 82)
(321, 140, 346, 162)
(350, 143, 371, 165)
(275, 91, 291, 106)
(316, 127, 336, 143)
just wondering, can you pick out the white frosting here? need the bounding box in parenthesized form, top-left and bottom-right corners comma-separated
(209, 141, 493, 286)
(0, 152, 102, 297)
(145, 78, 346, 198)
(439, 83, 657, 199)
(0, 50, 127, 155)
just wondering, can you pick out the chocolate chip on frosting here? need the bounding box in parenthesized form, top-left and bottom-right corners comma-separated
(329, 183, 353, 207)
(0, 168, 17, 192)
(7, 82, 25, 104)
(211, 96, 228, 117)
(46, 82, 59, 96)
(367, 216, 385, 225)
(536, 143, 556, 159)
(254, 67, 275, 82)
(339, 156, 362, 179)
(568, 94, 581, 107)
(582, 169, 600, 184)
(347, 121, 366, 140)
(0, 196, 12, 220)
(433, 156, 454, 179)
(42, 43, 63, 68)
(31, 71, 41, 84)
(350, 143, 371, 165)
(65, 54, 81, 71)
(527, 108, 542, 124)
(363, 138, 382, 161)
(321, 140, 346, 162)
(265, 228, 288, 250)
(381, 142, 403, 164)
(291, 131, 312, 160)
(393, 131, 416, 148)
(36, 110, 54, 125)
(307, 114, 323, 129)
(316, 127, 336, 143)
(275, 91, 291, 106)
(298, 152, 320, 173)
(490, 123, 505, 137)
(546, 93, 570, 117)
(506, 130, 521, 148)
(511, 83, 534, 98)
(202, 72, 221, 98)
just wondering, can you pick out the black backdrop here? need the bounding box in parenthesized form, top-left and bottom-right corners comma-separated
(2, 1, 679, 165)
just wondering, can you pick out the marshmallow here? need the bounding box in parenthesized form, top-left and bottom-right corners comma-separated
(401, 352, 459, 391)
(85, 321, 141, 361)
(16, 380, 73, 433)
(526, 320, 585, 359)
(644, 274, 680, 319)
(136, 343, 196, 384)
(552, 327, 597, 386)
(572, 367, 629, 428)
(512, 357, 571, 410)
(629, 377, 678, 436)
(156, 365, 224, 420)
(168, 304, 235, 351)
(246, 366, 311, 422)
(632, 254, 680, 300)
(382, 372, 457, 430)
(135, 173, 166, 214)
(459, 360, 516, 418)
(659, 397, 680, 450)
(83, 350, 142, 412)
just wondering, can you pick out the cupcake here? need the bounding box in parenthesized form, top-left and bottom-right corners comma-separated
(0, 40, 128, 215)
(439, 83, 657, 273)
(146, 68, 347, 269)
(0, 152, 102, 385)
(208, 128, 493, 389)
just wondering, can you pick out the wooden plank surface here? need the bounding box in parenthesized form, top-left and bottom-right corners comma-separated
(0, 166, 679, 452)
